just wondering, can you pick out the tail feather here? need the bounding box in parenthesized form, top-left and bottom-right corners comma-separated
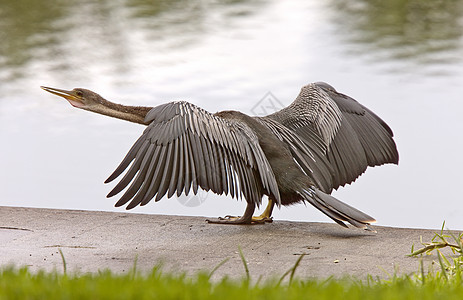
(301, 187, 376, 230)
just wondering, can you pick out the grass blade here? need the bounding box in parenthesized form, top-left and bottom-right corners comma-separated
(419, 259, 425, 285)
(58, 248, 67, 275)
(277, 254, 306, 286)
(437, 251, 448, 281)
(289, 254, 305, 285)
(238, 246, 249, 281)
(208, 257, 230, 278)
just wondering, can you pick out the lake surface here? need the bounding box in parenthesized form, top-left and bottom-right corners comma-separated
(1, 0, 463, 230)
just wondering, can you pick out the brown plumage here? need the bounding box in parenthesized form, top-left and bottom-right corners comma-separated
(41, 82, 398, 229)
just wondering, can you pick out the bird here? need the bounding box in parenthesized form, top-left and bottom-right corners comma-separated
(41, 82, 398, 229)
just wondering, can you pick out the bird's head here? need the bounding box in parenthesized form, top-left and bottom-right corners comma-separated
(41, 86, 153, 125)
(40, 86, 106, 111)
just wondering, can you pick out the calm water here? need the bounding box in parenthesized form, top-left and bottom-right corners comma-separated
(1, 0, 463, 229)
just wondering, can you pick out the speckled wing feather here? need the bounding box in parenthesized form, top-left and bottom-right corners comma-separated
(268, 83, 343, 153)
(266, 82, 398, 192)
(105, 101, 280, 209)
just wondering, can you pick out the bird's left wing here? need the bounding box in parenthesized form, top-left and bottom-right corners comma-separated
(105, 101, 280, 209)
(266, 82, 398, 192)
(267, 83, 343, 153)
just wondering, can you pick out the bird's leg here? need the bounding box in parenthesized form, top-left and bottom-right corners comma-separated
(206, 201, 255, 225)
(251, 198, 274, 223)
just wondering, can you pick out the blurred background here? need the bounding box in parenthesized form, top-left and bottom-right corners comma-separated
(1, 0, 462, 229)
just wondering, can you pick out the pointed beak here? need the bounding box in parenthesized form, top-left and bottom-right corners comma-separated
(40, 86, 84, 108)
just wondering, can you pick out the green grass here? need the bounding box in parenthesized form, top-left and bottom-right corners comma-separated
(1, 226, 462, 300)
(1, 265, 462, 300)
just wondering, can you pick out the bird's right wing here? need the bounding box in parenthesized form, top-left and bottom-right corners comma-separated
(105, 101, 280, 209)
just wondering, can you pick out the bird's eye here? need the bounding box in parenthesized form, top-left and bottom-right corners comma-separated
(75, 90, 83, 97)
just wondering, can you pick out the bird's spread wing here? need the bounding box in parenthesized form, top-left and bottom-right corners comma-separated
(315, 82, 399, 189)
(266, 82, 398, 192)
(105, 101, 280, 209)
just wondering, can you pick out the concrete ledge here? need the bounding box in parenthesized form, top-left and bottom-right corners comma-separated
(0, 206, 445, 279)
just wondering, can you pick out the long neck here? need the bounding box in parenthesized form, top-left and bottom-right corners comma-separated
(90, 100, 153, 125)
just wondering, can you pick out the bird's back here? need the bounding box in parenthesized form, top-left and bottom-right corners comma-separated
(216, 110, 314, 204)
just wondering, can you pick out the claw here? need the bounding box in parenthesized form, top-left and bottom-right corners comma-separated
(216, 215, 240, 221)
(206, 216, 251, 225)
(206, 215, 272, 225)
(224, 215, 238, 219)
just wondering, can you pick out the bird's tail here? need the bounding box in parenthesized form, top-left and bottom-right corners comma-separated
(301, 187, 376, 230)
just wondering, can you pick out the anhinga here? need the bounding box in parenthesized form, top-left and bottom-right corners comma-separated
(41, 82, 398, 229)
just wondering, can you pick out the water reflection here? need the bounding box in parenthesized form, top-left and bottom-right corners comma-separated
(2, 0, 462, 91)
(0, 0, 268, 91)
(0, 1, 60, 80)
(328, 0, 463, 74)
(1, 0, 462, 229)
